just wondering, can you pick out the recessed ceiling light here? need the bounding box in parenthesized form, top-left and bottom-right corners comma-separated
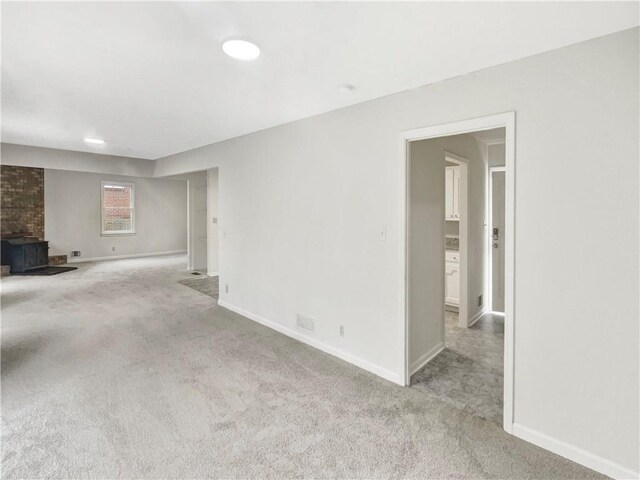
(84, 137, 105, 145)
(222, 39, 260, 61)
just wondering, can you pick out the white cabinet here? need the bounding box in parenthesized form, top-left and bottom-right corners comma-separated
(445, 165, 460, 221)
(445, 251, 460, 306)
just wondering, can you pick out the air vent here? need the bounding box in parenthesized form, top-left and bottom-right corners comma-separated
(296, 313, 315, 333)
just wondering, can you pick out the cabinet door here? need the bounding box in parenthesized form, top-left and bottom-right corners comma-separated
(445, 167, 455, 220)
(452, 166, 460, 219)
(445, 261, 460, 305)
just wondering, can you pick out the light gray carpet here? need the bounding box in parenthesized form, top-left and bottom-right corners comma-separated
(1, 255, 604, 479)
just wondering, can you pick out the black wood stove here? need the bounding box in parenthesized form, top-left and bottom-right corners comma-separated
(1, 237, 49, 273)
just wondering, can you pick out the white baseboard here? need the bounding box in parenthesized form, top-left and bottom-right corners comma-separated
(512, 423, 639, 480)
(409, 342, 445, 376)
(207, 271, 219, 277)
(468, 307, 488, 327)
(217, 299, 403, 386)
(68, 250, 187, 263)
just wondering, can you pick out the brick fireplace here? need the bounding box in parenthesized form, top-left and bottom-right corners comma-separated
(0, 165, 54, 273)
(0, 165, 45, 239)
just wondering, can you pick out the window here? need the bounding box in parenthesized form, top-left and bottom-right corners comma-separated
(101, 181, 135, 235)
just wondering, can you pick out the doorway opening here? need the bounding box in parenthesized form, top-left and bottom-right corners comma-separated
(401, 112, 514, 432)
(170, 168, 220, 300)
(184, 167, 219, 278)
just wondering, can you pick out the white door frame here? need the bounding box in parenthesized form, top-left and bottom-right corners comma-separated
(400, 111, 516, 433)
(488, 166, 506, 313)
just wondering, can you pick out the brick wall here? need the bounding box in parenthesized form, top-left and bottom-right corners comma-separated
(0, 165, 45, 239)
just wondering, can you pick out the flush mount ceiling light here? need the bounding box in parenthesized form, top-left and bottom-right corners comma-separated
(222, 39, 260, 61)
(84, 137, 105, 145)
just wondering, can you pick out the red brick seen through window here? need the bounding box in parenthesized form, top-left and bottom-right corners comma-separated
(103, 184, 133, 232)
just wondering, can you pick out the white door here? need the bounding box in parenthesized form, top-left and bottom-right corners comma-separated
(445, 167, 455, 220)
(452, 166, 460, 220)
(445, 165, 460, 221)
(491, 170, 505, 312)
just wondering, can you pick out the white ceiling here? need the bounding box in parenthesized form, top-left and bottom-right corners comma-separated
(472, 128, 506, 145)
(2, 2, 637, 160)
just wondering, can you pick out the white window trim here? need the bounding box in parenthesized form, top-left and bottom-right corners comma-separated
(101, 180, 136, 236)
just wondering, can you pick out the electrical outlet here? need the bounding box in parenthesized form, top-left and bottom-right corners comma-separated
(339, 325, 345, 337)
(71, 251, 81, 257)
(379, 226, 386, 241)
(225, 284, 229, 294)
(112, 246, 116, 252)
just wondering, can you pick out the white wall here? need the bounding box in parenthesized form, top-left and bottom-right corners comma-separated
(45, 169, 187, 260)
(408, 139, 445, 370)
(187, 172, 208, 270)
(450, 135, 487, 324)
(488, 143, 506, 167)
(445, 221, 459, 237)
(151, 28, 639, 477)
(207, 168, 219, 276)
(2, 143, 154, 177)
(409, 133, 486, 369)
